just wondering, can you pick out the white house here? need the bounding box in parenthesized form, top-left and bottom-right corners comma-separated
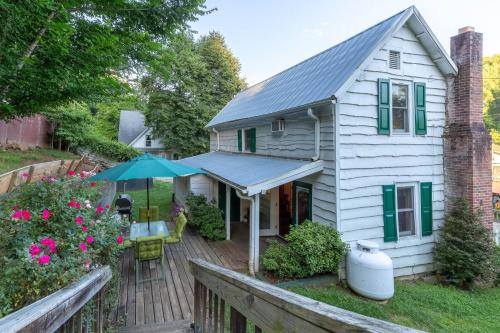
(118, 110, 174, 159)
(174, 6, 492, 277)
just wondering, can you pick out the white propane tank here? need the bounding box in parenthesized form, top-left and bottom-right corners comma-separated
(347, 240, 394, 300)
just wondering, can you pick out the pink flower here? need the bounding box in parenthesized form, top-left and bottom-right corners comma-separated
(38, 255, 51, 265)
(12, 210, 22, 219)
(21, 171, 29, 179)
(95, 206, 104, 215)
(116, 235, 124, 245)
(79, 242, 87, 252)
(76, 202, 81, 209)
(42, 209, 50, 221)
(86, 235, 94, 244)
(68, 201, 76, 207)
(90, 181, 97, 187)
(22, 210, 30, 220)
(40, 237, 57, 253)
(82, 225, 88, 232)
(29, 244, 40, 259)
(75, 216, 83, 225)
(105, 203, 110, 209)
(67, 170, 75, 176)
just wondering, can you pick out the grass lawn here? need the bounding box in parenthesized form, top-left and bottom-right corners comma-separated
(289, 281, 500, 333)
(114, 180, 174, 222)
(0, 147, 79, 174)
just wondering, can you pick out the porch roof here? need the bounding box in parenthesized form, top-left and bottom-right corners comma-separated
(178, 152, 323, 196)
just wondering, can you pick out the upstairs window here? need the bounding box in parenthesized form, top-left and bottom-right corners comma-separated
(392, 84, 409, 133)
(244, 129, 252, 151)
(145, 134, 152, 147)
(389, 50, 401, 70)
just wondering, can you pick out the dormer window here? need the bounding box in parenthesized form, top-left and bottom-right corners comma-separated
(389, 50, 401, 70)
(145, 134, 152, 147)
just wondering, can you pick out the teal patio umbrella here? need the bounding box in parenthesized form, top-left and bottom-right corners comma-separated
(90, 152, 204, 230)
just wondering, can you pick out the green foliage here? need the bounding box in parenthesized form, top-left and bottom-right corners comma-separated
(143, 32, 247, 157)
(435, 199, 497, 289)
(93, 95, 145, 141)
(0, 0, 207, 119)
(0, 174, 127, 317)
(484, 55, 500, 141)
(263, 220, 348, 279)
(495, 246, 500, 286)
(290, 281, 500, 333)
(0, 147, 77, 175)
(185, 194, 225, 241)
(83, 134, 140, 162)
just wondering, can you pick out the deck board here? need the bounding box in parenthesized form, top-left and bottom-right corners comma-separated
(117, 222, 273, 331)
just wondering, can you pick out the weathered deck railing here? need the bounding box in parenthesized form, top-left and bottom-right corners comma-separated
(190, 259, 424, 333)
(0, 266, 112, 333)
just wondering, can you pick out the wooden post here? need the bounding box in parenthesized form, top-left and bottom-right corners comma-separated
(67, 159, 75, 174)
(194, 279, 201, 332)
(219, 299, 225, 333)
(230, 307, 246, 333)
(26, 165, 35, 184)
(74, 156, 85, 173)
(213, 294, 219, 333)
(94, 289, 104, 333)
(57, 160, 65, 176)
(7, 171, 18, 192)
(208, 290, 213, 332)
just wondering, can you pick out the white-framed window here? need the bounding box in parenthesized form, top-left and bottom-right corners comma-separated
(392, 83, 410, 133)
(244, 128, 252, 151)
(145, 134, 152, 147)
(396, 186, 416, 237)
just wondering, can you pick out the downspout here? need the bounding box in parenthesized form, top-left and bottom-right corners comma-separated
(235, 190, 256, 276)
(307, 108, 320, 161)
(212, 128, 220, 151)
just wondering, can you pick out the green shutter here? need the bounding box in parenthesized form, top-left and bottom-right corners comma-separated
(382, 185, 397, 242)
(237, 129, 242, 151)
(414, 82, 427, 135)
(249, 128, 256, 152)
(378, 79, 391, 135)
(420, 182, 433, 236)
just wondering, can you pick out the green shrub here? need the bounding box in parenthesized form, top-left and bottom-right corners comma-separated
(495, 246, 500, 287)
(434, 199, 496, 289)
(82, 134, 141, 161)
(0, 174, 127, 317)
(263, 220, 347, 279)
(185, 194, 226, 241)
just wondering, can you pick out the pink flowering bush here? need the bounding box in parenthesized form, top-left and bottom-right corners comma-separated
(0, 175, 126, 317)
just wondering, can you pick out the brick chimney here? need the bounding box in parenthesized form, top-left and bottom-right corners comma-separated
(444, 26, 493, 231)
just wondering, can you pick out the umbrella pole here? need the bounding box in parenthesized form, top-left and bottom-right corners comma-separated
(147, 177, 150, 232)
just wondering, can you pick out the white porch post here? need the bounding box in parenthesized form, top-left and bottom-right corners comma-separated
(252, 194, 260, 273)
(225, 185, 231, 240)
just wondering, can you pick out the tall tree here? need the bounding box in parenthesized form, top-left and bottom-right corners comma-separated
(143, 32, 246, 157)
(0, 0, 206, 120)
(484, 55, 500, 144)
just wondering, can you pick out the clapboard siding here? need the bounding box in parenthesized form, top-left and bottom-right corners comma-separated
(337, 25, 446, 276)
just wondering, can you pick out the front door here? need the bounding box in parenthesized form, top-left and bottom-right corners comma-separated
(259, 188, 278, 236)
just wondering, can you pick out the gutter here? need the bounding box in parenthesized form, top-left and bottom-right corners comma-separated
(212, 128, 220, 151)
(307, 108, 320, 161)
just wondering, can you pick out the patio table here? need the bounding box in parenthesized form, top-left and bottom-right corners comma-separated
(130, 220, 169, 241)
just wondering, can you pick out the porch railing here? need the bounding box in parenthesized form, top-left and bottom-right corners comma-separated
(0, 266, 112, 333)
(190, 258, 424, 333)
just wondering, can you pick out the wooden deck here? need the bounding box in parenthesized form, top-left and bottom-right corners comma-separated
(116, 222, 268, 331)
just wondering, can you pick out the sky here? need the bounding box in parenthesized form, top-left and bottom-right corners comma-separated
(191, 0, 500, 86)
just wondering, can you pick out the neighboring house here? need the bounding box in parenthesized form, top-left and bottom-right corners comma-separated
(118, 110, 174, 159)
(175, 6, 492, 277)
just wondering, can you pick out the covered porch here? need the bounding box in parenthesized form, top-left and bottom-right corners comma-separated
(178, 151, 324, 274)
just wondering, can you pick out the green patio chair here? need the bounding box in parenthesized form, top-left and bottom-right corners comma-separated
(138, 206, 159, 222)
(135, 234, 165, 286)
(165, 212, 187, 244)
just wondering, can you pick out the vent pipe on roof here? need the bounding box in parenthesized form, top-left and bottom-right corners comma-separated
(212, 128, 220, 151)
(307, 108, 320, 161)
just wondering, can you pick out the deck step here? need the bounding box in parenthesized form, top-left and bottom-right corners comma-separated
(118, 320, 193, 333)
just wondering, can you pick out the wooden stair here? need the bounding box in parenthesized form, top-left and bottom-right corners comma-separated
(118, 320, 193, 333)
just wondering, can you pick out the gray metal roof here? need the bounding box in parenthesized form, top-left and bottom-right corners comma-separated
(178, 152, 313, 189)
(118, 110, 147, 145)
(207, 6, 456, 128)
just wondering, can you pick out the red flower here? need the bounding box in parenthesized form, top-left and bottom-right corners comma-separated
(90, 181, 97, 187)
(116, 235, 124, 245)
(67, 170, 75, 176)
(79, 242, 87, 252)
(75, 216, 84, 225)
(86, 235, 94, 244)
(82, 225, 88, 232)
(76, 202, 81, 209)
(40, 237, 57, 253)
(42, 209, 50, 221)
(95, 206, 104, 215)
(11, 210, 23, 219)
(38, 255, 51, 265)
(105, 203, 110, 209)
(22, 210, 30, 220)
